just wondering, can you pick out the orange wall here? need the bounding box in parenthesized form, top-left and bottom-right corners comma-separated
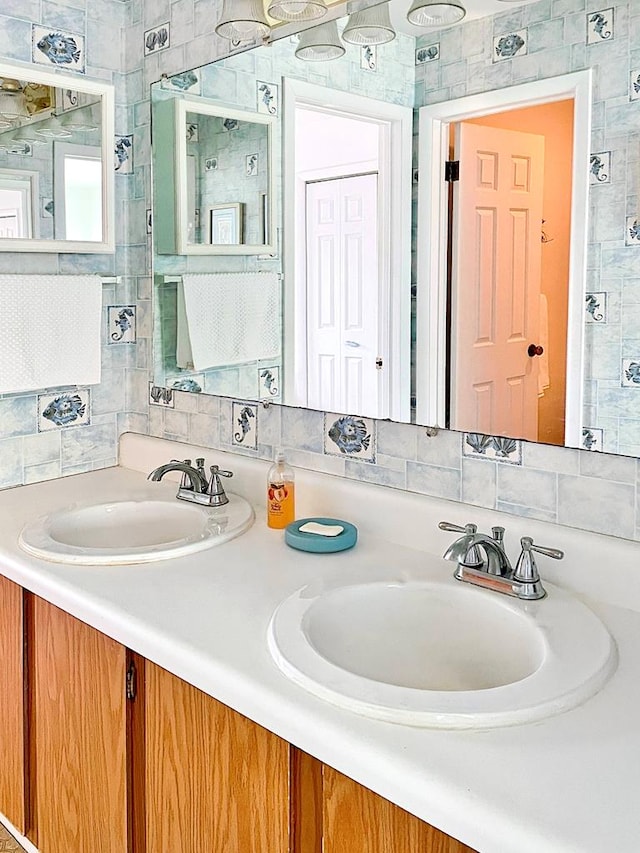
(466, 100, 574, 445)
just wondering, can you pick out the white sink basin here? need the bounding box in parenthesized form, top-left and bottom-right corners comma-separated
(19, 494, 254, 565)
(268, 579, 617, 729)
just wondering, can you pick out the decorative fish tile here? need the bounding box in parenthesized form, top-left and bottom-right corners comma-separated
(115, 134, 133, 174)
(232, 401, 258, 449)
(258, 366, 280, 400)
(38, 390, 90, 432)
(42, 198, 54, 218)
(171, 376, 203, 393)
(144, 23, 170, 56)
(257, 81, 278, 116)
(32, 25, 85, 73)
(415, 44, 439, 65)
(463, 433, 523, 464)
(631, 70, 640, 102)
(585, 292, 607, 323)
(222, 118, 239, 132)
(161, 69, 201, 95)
(586, 8, 614, 44)
(581, 427, 603, 452)
(589, 151, 610, 184)
(625, 216, 640, 246)
(493, 29, 527, 62)
(107, 306, 136, 344)
(324, 413, 375, 462)
(149, 384, 175, 407)
(205, 157, 218, 171)
(361, 45, 377, 72)
(621, 359, 640, 387)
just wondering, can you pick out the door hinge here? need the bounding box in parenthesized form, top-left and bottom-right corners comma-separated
(444, 160, 460, 182)
(126, 661, 136, 701)
(376, 357, 383, 370)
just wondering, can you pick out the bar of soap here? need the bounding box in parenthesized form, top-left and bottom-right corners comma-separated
(298, 521, 344, 537)
(285, 518, 358, 553)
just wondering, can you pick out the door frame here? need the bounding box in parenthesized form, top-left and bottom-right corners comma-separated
(283, 78, 413, 421)
(415, 70, 592, 448)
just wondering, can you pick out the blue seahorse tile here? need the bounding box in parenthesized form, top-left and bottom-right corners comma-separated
(586, 7, 614, 44)
(589, 151, 611, 184)
(585, 292, 607, 323)
(107, 305, 136, 344)
(231, 401, 258, 450)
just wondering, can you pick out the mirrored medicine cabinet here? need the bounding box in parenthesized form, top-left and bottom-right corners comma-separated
(0, 61, 114, 253)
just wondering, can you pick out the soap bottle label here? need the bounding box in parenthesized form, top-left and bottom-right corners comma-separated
(268, 480, 295, 528)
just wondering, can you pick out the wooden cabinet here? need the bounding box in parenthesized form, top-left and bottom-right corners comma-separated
(0, 581, 478, 853)
(296, 757, 477, 853)
(144, 661, 290, 852)
(28, 595, 129, 853)
(0, 575, 26, 835)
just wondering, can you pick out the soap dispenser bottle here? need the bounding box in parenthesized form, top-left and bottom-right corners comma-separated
(267, 450, 295, 529)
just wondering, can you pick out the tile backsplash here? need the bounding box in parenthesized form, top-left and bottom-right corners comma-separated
(2, 0, 640, 547)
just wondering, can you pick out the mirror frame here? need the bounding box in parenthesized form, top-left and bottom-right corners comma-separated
(175, 98, 276, 256)
(0, 61, 115, 254)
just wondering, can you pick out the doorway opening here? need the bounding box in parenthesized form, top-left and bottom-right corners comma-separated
(416, 70, 591, 448)
(283, 79, 413, 421)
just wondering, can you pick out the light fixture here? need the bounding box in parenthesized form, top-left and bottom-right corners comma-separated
(407, 0, 466, 27)
(215, 0, 270, 41)
(11, 123, 47, 146)
(267, 0, 328, 23)
(295, 19, 345, 61)
(342, 6, 396, 45)
(59, 104, 99, 132)
(34, 116, 72, 139)
(0, 90, 30, 122)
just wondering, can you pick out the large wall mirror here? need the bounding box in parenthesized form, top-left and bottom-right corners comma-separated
(0, 62, 114, 253)
(151, 0, 635, 459)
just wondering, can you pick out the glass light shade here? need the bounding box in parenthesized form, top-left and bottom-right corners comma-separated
(267, 0, 327, 22)
(60, 106, 98, 132)
(342, 7, 396, 45)
(407, 0, 466, 26)
(215, 0, 270, 40)
(34, 116, 72, 139)
(11, 123, 47, 145)
(0, 92, 29, 121)
(295, 20, 345, 61)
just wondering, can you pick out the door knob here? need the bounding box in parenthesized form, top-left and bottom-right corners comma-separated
(527, 344, 544, 357)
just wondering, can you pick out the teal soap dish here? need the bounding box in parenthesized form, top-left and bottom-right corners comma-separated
(285, 518, 358, 554)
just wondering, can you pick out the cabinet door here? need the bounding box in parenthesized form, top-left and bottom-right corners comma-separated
(0, 575, 26, 834)
(29, 596, 128, 853)
(145, 661, 290, 852)
(323, 766, 478, 853)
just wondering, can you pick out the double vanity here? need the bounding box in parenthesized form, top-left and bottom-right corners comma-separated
(1, 433, 639, 852)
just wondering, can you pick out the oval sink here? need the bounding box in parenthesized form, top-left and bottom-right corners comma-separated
(268, 579, 617, 729)
(19, 494, 254, 565)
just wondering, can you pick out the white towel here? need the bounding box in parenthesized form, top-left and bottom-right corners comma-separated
(538, 293, 550, 396)
(0, 274, 102, 394)
(180, 273, 281, 371)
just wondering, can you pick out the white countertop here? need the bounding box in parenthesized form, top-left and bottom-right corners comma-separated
(1, 434, 640, 853)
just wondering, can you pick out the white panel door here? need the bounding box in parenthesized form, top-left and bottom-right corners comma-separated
(451, 123, 545, 441)
(306, 173, 379, 415)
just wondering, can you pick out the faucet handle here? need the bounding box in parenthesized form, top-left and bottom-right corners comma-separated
(438, 521, 477, 534)
(513, 536, 563, 588)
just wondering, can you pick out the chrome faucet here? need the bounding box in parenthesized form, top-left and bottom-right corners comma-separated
(439, 521, 563, 601)
(148, 458, 233, 507)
